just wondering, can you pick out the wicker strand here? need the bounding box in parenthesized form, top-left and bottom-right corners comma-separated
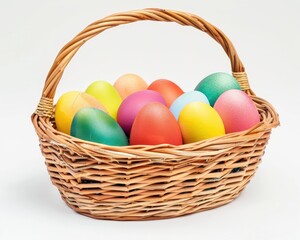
(35, 97, 54, 118)
(232, 72, 250, 90)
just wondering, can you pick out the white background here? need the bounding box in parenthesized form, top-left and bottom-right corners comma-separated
(1, 0, 299, 239)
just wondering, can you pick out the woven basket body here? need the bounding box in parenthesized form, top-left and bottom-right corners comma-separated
(32, 9, 279, 220)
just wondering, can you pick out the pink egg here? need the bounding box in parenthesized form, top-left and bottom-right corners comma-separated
(117, 90, 166, 135)
(214, 89, 260, 133)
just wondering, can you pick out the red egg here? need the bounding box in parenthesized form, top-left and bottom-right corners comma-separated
(148, 79, 184, 107)
(130, 102, 183, 145)
(214, 89, 260, 133)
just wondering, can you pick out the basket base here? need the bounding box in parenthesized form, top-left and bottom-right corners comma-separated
(59, 188, 244, 221)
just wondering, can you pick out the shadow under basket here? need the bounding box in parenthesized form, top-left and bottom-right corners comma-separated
(31, 8, 279, 221)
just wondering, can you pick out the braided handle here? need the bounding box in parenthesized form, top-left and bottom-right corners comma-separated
(35, 8, 249, 117)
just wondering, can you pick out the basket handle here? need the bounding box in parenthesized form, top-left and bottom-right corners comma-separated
(35, 8, 250, 118)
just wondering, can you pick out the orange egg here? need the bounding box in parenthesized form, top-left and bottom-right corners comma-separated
(130, 102, 182, 145)
(55, 91, 106, 134)
(113, 73, 148, 99)
(148, 79, 184, 107)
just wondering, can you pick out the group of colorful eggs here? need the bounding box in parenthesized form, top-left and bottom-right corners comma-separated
(55, 72, 260, 146)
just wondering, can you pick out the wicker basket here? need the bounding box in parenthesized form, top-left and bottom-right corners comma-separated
(31, 8, 279, 221)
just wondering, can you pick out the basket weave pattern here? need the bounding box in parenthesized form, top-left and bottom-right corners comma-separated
(32, 9, 279, 220)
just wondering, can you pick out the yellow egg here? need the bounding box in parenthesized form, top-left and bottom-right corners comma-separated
(85, 81, 122, 119)
(178, 102, 225, 143)
(113, 73, 148, 99)
(55, 91, 106, 134)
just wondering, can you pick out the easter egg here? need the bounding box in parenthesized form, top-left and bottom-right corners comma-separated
(179, 102, 225, 143)
(130, 102, 182, 145)
(71, 107, 128, 146)
(170, 91, 209, 120)
(195, 72, 241, 106)
(113, 73, 148, 99)
(117, 90, 166, 135)
(148, 79, 184, 107)
(85, 81, 122, 120)
(55, 91, 106, 134)
(214, 89, 260, 133)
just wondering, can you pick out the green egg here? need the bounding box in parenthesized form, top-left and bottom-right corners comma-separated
(195, 72, 241, 106)
(71, 107, 128, 146)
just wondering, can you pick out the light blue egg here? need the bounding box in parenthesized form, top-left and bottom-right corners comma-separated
(170, 91, 209, 120)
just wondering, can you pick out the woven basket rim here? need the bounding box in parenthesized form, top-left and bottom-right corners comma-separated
(32, 95, 279, 163)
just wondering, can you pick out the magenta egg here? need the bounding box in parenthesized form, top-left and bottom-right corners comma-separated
(214, 89, 260, 133)
(117, 90, 166, 135)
